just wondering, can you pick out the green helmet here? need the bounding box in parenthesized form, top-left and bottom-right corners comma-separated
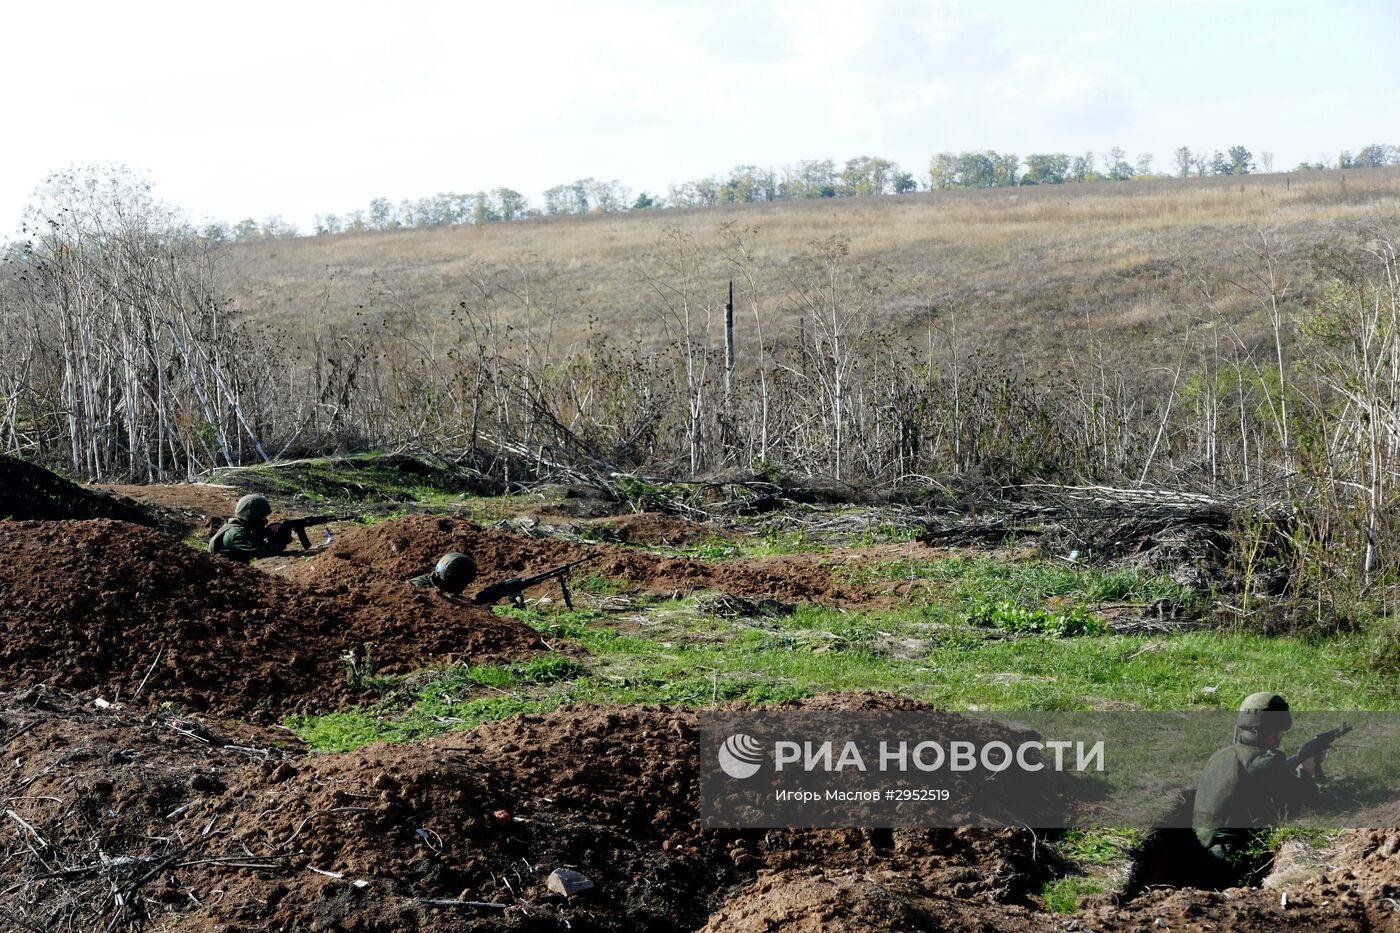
(432, 552, 478, 595)
(1237, 692, 1292, 735)
(234, 494, 272, 521)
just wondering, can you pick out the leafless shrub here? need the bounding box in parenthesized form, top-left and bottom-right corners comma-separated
(5, 167, 1400, 602)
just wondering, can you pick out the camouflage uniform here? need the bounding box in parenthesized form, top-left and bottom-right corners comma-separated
(209, 495, 288, 563)
(1193, 693, 1319, 884)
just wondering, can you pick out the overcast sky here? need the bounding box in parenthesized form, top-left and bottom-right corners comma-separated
(2, 0, 1396, 233)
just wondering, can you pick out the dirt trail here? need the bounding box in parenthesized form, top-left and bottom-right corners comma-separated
(0, 520, 541, 719)
(291, 513, 926, 607)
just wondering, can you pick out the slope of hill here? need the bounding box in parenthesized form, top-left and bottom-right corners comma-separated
(224, 168, 1400, 361)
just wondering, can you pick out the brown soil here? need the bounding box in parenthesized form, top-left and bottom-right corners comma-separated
(96, 481, 242, 532)
(3, 689, 1397, 932)
(1074, 832, 1400, 931)
(698, 870, 1040, 932)
(290, 513, 917, 607)
(1, 691, 1061, 932)
(0, 520, 541, 719)
(585, 512, 724, 547)
(0, 454, 157, 525)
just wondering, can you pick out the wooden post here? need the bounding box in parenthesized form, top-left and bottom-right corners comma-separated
(724, 279, 735, 397)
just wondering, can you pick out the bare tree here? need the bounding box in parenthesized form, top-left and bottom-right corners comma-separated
(642, 228, 716, 475)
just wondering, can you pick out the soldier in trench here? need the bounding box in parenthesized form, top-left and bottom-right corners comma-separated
(208, 494, 291, 563)
(1192, 692, 1325, 886)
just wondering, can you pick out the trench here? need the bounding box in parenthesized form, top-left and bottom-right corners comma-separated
(1120, 828, 1273, 897)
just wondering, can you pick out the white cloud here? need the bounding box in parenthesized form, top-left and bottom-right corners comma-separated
(0, 0, 1389, 233)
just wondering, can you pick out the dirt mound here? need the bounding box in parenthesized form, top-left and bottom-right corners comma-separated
(0, 520, 541, 718)
(0, 688, 297, 932)
(8, 689, 1394, 932)
(587, 512, 722, 546)
(0, 453, 157, 525)
(447, 700, 1057, 902)
(1, 692, 1063, 931)
(698, 870, 1039, 932)
(1076, 859, 1400, 932)
(209, 706, 725, 931)
(291, 513, 890, 606)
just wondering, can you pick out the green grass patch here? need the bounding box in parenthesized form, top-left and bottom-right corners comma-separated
(841, 554, 1199, 608)
(669, 528, 827, 560)
(1041, 875, 1109, 913)
(286, 654, 591, 753)
(577, 572, 629, 595)
(210, 453, 474, 503)
(287, 694, 558, 753)
(851, 522, 925, 547)
(1250, 826, 1347, 855)
(964, 599, 1108, 637)
(287, 592, 1399, 753)
(1055, 828, 1143, 865)
(207, 453, 556, 519)
(666, 513, 923, 559)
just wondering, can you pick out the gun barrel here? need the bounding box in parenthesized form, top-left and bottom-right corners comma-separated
(471, 555, 596, 605)
(1291, 722, 1355, 768)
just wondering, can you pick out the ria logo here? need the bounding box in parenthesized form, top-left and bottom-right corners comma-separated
(718, 733, 765, 779)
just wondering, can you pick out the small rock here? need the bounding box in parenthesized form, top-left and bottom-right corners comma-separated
(547, 869, 594, 898)
(190, 771, 223, 792)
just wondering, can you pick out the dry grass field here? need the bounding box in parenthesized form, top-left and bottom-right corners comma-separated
(225, 167, 1400, 362)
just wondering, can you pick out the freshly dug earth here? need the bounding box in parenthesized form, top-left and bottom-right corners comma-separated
(698, 870, 1039, 932)
(291, 513, 917, 607)
(96, 481, 243, 532)
(3, 689, 1397, 932)
(1, 691, 1064, 932)
(0, 453, 157, 525)
(0, 688, 299, 933)
(1074, 828, 1400, 932)
(584, 512, 724, 547)
(0, 520, 541, 719)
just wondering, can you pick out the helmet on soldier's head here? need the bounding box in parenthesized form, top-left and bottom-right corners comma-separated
(433, 552, 478, 595)
(234, 494, 273, 522)
(1237, 691, 1292, 735)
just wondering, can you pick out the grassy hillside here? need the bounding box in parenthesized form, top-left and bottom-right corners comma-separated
(224, 168, 1400, 360)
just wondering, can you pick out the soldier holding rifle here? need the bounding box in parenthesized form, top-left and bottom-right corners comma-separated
(1193, 692, 1351, 886)
(209, 494, 345, 562)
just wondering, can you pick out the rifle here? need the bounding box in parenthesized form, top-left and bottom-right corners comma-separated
(472, 557, 596, 609)
(1289, 722, 1353, 781)
(270, 515, 354, 550)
